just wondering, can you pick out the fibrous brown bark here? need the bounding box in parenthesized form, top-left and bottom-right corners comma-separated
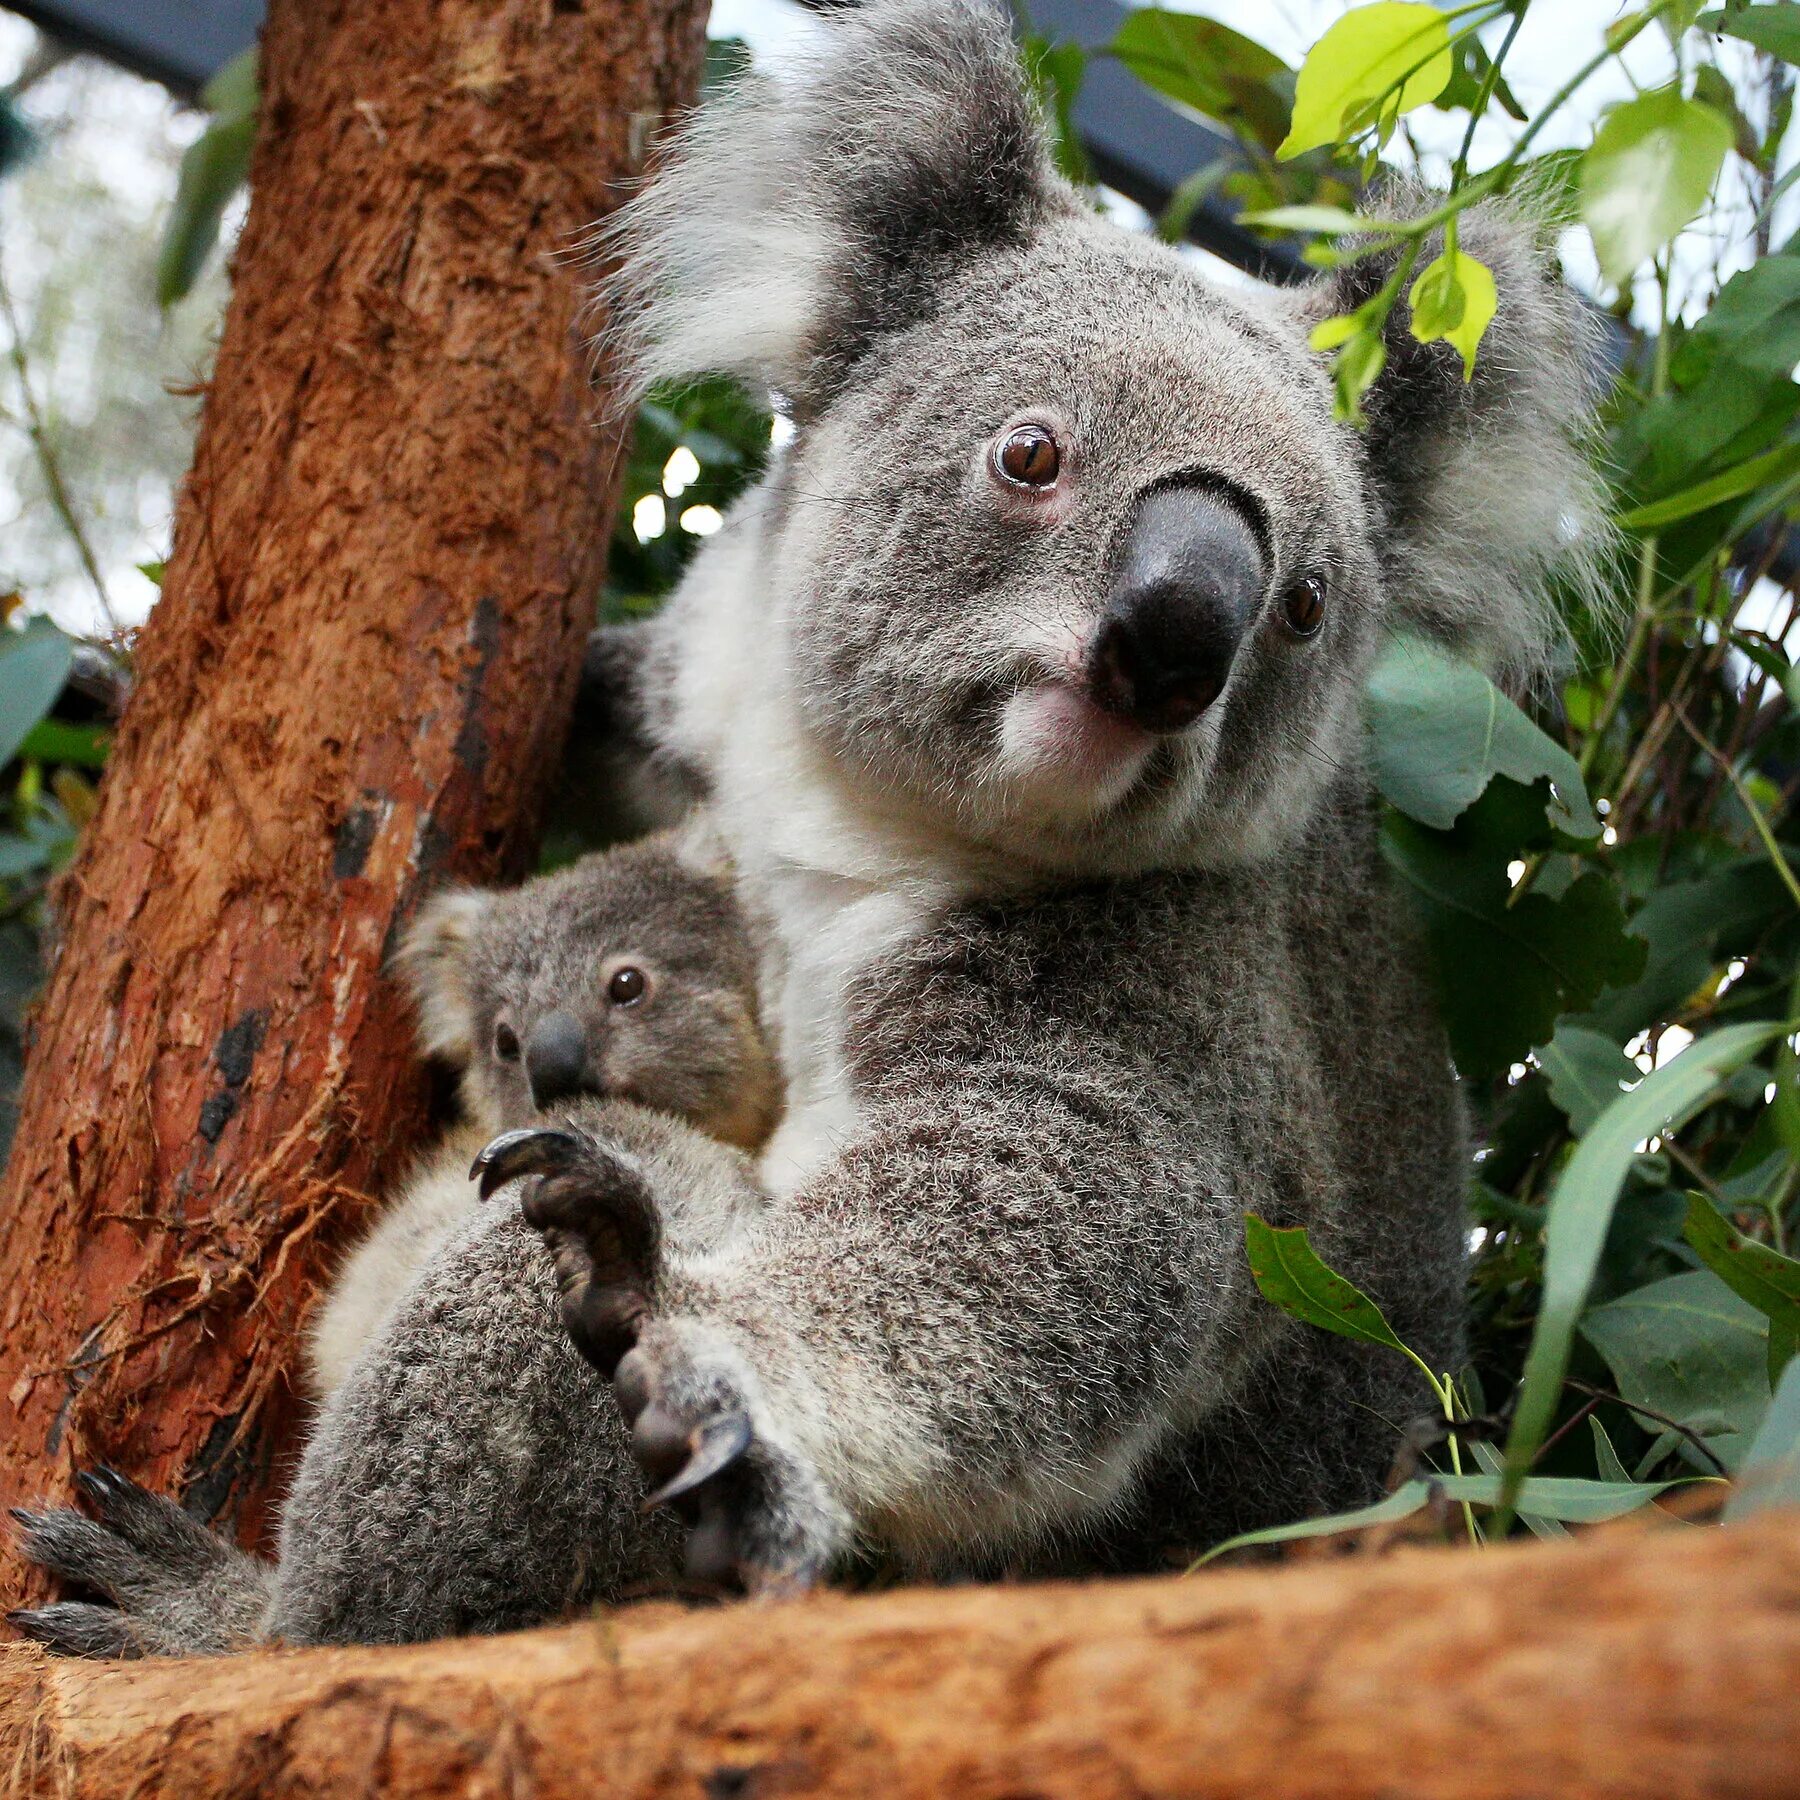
(2, 1513, 1796, 1799)
(0, 0, 707, 1581)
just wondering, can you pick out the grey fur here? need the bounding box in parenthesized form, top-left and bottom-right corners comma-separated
(17, 0, 1607, 1646)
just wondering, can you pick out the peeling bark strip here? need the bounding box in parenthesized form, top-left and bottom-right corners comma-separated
(3, 1516, 1798, 1799)
(0, 0, 708, 1580)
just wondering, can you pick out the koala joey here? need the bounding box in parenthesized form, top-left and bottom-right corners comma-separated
(12, 832, 779, 1654)
(308, 825, 781, 1398)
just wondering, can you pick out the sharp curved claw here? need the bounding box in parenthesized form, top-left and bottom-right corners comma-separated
(471, 1127, 583, 1199)
(641, 1411, 753, 1512)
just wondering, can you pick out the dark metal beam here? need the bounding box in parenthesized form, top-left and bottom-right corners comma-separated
(3, 0, 259, 102)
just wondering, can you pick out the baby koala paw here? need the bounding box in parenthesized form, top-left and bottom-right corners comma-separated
(473, 1125, 661, 1378)
(615, 1327, 848, 1596)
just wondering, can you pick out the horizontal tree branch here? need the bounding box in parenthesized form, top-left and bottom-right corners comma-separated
(2, 1511, 1796, 1798)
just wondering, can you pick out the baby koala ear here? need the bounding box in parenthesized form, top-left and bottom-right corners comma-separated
(598, 0, 1067, 416)
(1297, 198, 1615, 683)
(392, 888, 492, 1066)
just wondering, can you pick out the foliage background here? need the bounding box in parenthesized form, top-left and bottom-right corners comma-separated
(4, 0, 1800, 1538)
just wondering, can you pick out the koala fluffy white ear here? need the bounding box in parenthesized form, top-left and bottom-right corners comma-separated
(598, 0, 1066, 414)
(1298, 200, 1615, 683)
(392, 888, 491, 1066)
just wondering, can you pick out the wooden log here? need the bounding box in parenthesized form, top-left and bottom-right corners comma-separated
(1, 1515, 1795, 1799)
(0, 0, 707, 1578)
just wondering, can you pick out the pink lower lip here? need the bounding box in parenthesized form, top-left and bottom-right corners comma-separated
(1008, 681, 1154, 777)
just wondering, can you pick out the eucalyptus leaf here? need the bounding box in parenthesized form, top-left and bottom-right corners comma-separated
(1243, 1216, 1412, 1358)
(1365, 636, 1599, 835)
(1279, 3, 1453, 160)
(1408, 247, 1497, 379)
(1110, 9, 1294, 156)
(1580, 88, 1732, 284)
(1698, 5, 1800, 64)
(1617, 440, 1800, 531)
(1539, 1025, 1641, 1135)
(0, 619, 72, 770)
(1503, 1023, 1785, 1506)
(157, 47, 257, 308)
(1682, 1192, 1800, 1375)
(1724, 1357, 1800, 1520)
(1581, 1267, 1774, 1476)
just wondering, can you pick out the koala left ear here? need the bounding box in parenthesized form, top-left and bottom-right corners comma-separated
(598, 0, 1069, 416)
(1296, 200, 1614, 680)
(391, 888, 492, 1067)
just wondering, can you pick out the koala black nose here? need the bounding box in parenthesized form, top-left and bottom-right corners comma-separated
(525, 1010, 591, 1109)
(1088, 486, 1265, 734)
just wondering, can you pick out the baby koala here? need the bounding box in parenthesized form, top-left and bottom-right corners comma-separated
(11, 827, 781, 1657)
(307, 827, 780, 1398)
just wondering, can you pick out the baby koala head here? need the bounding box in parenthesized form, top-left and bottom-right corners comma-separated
(394, 832, 779, 1150)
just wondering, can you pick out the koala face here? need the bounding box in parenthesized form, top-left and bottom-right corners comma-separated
(605, 0, 1604, 881)
(395, 836, 779, 1149)
(776, 223, 1380, 871)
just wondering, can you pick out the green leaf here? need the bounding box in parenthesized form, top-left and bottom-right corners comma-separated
(1110, 10, 1294, 157)
(16, 719, 109, 769)
(1590, 1415, 1632, 1484)
(1539, 1024, 1641, 1135)
(1364, 636, 1600, 836)
(1195, 1471, 1692, 1562)
(1617, 441, 1800, 531)
(1683, 1192, 1800, 1368)
(1329, 324, 1388, 425)
(1243, 1216, 1413, 1358)
(0, 619, 72, 770)
(157, 48, 257, 308)
(1504, 1024, 1786, 1507)
(1580, 87, 1732, 285)
(1698, 4, 1800, 63)
(1383, 790, 1646, 1080)
(1279, 2, 1453, 160)
(1725, 1357, 1800, 1520)
(1236, 205, 1378, 236)
(1408, 247, 1497, 379)
(1581, 1268, 1774, 1476)
(1022, 36, 1092, 186)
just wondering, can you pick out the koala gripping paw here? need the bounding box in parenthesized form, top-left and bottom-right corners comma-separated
(10, 1468, 273, 1658)
(473, 1126, 661, 1378)
(475, 1126, 847, 1594)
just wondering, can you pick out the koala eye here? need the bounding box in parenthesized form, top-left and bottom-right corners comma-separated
(493, 1022, 521, 1062)
(1281, 576, 1328, 639)
(992, 423, 1060, 489)
(608, 966, 647, 1007)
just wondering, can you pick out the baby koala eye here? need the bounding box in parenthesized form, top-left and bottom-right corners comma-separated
(608, 966, 647, 1007)
(493, 1022, 521, 1062)
(1281, 576, 1328, 639)
(991, 423, 1060, 489)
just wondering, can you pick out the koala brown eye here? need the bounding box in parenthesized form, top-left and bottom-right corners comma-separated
(493, 1022, 521, 1062)
(608, 966, 646, 1006)
(1281, 576, 1328, 638)
(992, 424, 1060, 489)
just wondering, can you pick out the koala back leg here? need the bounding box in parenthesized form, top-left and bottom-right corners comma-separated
(11, 1468, 275, 1657)
(270, 1202, 681, 1648)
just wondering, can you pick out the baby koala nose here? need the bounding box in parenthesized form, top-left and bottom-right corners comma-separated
(525, 1010, 592, 1109)
(1088, 485, 1265, 734)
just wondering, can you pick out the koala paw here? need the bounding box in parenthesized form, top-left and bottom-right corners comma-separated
(10, 1467, 272, 1658)
(613, 1331, 847, 1595)
(473, 1126, 661, 1379)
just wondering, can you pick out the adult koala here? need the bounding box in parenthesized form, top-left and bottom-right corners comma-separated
(12, 0, 1604, 1647)
(521, 0, 1604, 1588)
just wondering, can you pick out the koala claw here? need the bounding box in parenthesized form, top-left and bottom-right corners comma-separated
(470, 1126, 584, 1198)
(485, 1125, 663, 1379)
(638, 1410, 753, 1512)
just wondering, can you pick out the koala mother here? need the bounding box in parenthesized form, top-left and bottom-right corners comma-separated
(533, 0, 1604, 1588)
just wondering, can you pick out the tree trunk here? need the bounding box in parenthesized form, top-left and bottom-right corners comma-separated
(0, 0, 707, 1587)
(1, 1513, 1794, 1798)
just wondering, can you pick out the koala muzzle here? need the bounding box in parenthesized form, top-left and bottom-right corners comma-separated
(1088, 486, 1265, 734)
(525, 1010, 593, 1108)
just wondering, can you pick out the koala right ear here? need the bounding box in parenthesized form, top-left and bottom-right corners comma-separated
(392, 888, 491, 1065)
(598, 0, 1067, 416)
